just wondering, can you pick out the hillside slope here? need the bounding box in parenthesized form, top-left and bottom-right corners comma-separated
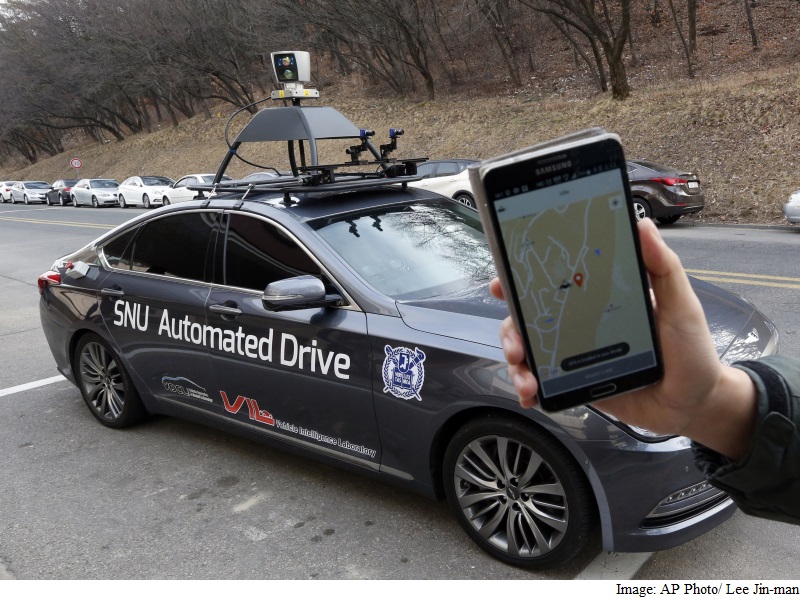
(7, 66, 799, 225)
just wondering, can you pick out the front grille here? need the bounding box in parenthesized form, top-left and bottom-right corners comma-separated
(642, 480, 729, 528)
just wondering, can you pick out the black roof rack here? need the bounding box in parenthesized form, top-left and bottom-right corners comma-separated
(205, 103, 428, 199)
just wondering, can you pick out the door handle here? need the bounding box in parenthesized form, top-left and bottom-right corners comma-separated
(209, 304, 243, 317)
(101, 287, 125, 297)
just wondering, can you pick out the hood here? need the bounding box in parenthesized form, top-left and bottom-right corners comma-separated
(397, 277, 777, 359)
(398, 284, 508, 348)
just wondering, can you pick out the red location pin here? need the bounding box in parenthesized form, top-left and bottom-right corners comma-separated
(573, 273, 584, 287)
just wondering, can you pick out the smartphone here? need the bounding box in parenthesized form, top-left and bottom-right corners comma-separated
(470, 129, 662, 412)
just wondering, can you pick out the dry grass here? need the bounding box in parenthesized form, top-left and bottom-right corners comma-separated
(7, 65, 800, 225)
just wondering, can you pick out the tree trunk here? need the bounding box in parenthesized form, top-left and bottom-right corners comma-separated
(742, 0, 758, 49)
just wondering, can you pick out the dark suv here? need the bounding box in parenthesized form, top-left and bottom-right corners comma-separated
(627, 159, 705, 224)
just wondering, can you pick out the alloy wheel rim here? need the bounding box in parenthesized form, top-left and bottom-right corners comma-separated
(453, 434, 568, 558)
(79, 342, 125, 420)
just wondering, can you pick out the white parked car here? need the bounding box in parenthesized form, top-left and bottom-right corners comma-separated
(71, 179, 120, 208)
(0, 181, 18, 202)
(784, 189, 800, 224)
(117, 176, 175, 208)
(162, 173, 231, 204)
(10, 181, 51, 204)
(406, 159, 478, 208)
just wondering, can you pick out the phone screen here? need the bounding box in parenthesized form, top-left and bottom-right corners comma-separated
(483, 138, 661, 408)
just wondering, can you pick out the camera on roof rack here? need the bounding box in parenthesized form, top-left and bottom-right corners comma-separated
(270, 51, 320, 100)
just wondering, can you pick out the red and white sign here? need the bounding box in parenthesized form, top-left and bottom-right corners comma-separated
(69, 157, 82, 169)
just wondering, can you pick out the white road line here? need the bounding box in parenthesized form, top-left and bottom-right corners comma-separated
(575, 551, 653, 580)
(0, 375, 66, 398)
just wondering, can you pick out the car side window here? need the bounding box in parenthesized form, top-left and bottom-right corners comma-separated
(103, 228, 139, 270)
(128, 212, 217, 280)
(436, 162, 459, 176)
(416, 163, 436, 178)
(222, 214, 321, 291)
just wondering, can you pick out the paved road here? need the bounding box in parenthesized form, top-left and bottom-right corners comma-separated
(1, 204, 798, 579)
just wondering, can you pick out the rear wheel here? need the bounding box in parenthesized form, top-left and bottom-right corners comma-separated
(143, 193, 151, 208)
(656, 215, 681, 225)
(632, 197, 652, 221)
(454, 193, 476, 209)
(443, 416, 595, 569)
(74, 334, 147, 428)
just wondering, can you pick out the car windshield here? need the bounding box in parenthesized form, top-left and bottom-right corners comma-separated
(27, 182, 50, 189)
(142, 176, 174, 186)
(312, 200, 495, 300)
(92, 180, 118, 188)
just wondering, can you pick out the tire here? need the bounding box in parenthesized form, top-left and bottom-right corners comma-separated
(73, 334, 147, 429)
(142, 193, 150, 208)
(72, 195, 79, 207)
(91, 195, 99, 208)
(59, 194, 67, 206)
(656, 215, 681, 225)
(24, 194, 29, 205)
(632, 197, 652, 221)
(162, 196, 170, 206)
(443, 416, 595, 569)
(118, 194, 127, 209)
(454, 193, 476, 209)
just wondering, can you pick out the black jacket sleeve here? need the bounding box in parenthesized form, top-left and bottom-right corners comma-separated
(692, 354, 800, 525)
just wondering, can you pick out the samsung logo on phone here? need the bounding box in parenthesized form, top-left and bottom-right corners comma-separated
(535, 160, 572, 176)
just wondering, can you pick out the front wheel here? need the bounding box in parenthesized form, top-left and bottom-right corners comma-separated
(632, 197, 652, 221)
(74, 334, 147, 428)
(72, 195, 79, 207)
(162, 196, 170, 206)
(142, 193, 151, 208)
(91, 195, 99, 208)
(118, 194, 127, 208)
(657, 215, 681, 225)
(454, 193, 476, 209)
(443, 416, 595, 569)
(24, 194, 29, 205)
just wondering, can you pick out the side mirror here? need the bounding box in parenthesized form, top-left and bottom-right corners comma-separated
(262, 275, 342, 312)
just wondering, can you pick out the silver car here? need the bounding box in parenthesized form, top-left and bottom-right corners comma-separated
(71, 179, 120, 208)
(10, 181, 51, 204)
(783, 189, 800, 224)
(0, 181, 18, 202)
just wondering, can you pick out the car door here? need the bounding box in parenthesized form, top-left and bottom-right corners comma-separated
(72, 180, 88, 205)
(203, 212, 381, 465)
(119, 177, 139, 206)
(170, 177, 197, 203)
(98, 210, 220, 409)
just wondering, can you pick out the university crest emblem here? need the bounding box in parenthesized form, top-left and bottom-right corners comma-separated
(382, 345, 426, 401)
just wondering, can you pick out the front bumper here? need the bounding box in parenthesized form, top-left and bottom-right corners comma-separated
(569, 425, 736, 553)
(783, 202, 800, 223)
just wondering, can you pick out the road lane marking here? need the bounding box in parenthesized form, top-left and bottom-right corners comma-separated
(575, 551, 653, 580)
(0, 375, 66, 398)
(686, 269, 800, 290)
(0, 215, 114, 229)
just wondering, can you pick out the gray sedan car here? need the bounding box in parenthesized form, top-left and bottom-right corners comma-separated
(10, 180, 51, 204)
(38, 191, 779, 570)
(71, 178, 120, 207)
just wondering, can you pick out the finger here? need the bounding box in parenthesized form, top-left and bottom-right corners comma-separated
(489, 277, 504, 301)
(637, 219, 697, 311)
(499, 316, 526, 365)
(509, 363, 539, 409)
